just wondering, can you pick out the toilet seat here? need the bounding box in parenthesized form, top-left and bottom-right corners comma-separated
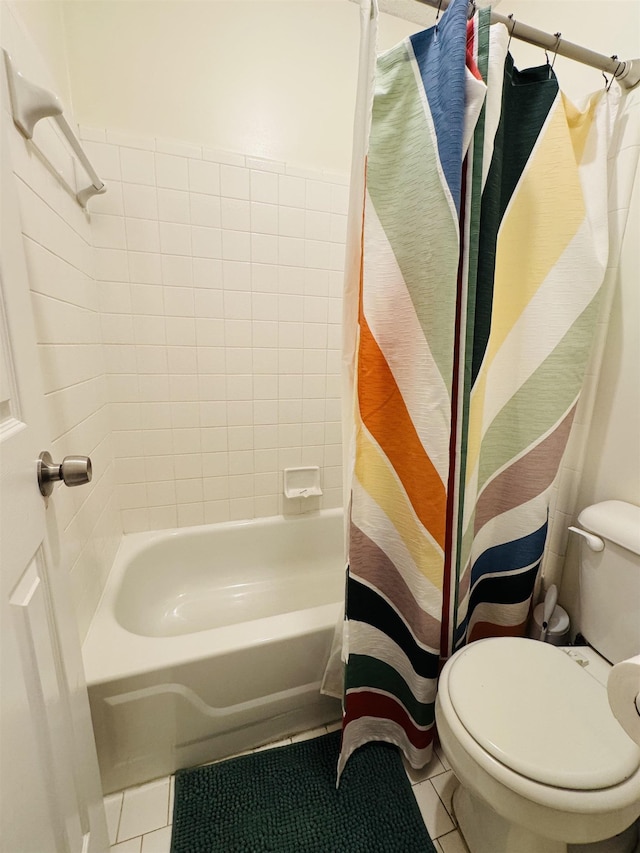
(447, 637, 640, 790)
(436, 638, 640, 845)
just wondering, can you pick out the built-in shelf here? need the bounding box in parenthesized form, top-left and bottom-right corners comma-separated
(284, 467, 323, 499)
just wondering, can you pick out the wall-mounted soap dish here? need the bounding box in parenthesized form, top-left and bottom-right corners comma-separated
(283, 467, 322, 499)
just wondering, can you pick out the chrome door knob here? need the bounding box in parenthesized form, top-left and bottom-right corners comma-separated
(37, 451, 92, 497)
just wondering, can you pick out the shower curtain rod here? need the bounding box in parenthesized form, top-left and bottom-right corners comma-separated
(414, 0, 640, 89)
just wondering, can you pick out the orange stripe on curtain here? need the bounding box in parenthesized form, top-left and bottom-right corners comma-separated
(357, 312, 447, 550)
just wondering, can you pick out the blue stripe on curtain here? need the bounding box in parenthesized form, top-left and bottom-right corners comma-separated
(409, 0, 469, 212)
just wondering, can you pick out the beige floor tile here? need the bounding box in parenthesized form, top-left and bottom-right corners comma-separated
(430, 769, 459, 822)
(403, 751, 445, 784)
(412, 779, 455, 839)
(437, 828, 471, 853)
(118, 777, 171, 842)
(141, 825, 172, 853)
(434, 743, 451, 770)
(110, 838, 141, 853)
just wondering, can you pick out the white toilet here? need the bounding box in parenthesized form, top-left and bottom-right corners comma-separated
(435, 501, 640, 853)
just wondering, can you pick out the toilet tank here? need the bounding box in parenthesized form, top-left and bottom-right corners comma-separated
(577, 500, 640, 665)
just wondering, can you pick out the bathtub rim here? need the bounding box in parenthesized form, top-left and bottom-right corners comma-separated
(82, 509, 345, 688)
(109, 506, 344, 577)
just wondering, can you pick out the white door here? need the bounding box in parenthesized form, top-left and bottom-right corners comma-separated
(0, 70, 109, 853)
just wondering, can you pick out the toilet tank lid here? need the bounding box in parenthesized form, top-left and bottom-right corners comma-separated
(578, 501, 640, 556)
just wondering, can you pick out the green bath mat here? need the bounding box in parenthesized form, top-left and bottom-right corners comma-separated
(171, 730, 437, 852)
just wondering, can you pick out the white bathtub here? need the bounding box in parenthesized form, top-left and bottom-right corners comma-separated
(83, 509, 344, 793)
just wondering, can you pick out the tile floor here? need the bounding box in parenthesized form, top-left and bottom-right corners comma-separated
(105, 721, 468, 852)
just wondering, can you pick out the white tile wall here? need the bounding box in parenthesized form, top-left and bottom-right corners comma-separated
(2, 4, 348, 638)
(83, 127, 347, 533)
(2, 3, 122, 641)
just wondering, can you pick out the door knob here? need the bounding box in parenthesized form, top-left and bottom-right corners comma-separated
(37, 451, 92, 497)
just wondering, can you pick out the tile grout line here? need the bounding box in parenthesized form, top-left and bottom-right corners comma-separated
(430, 777, 456, 834)
(432, 769, 460, 831)
(114, 794, 124, 846)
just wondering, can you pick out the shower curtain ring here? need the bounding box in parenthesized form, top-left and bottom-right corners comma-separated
(546, 32, 561, 78)
(551, 33, 561, 69)
(606, 59, 623, 91)
(507, 14, 517, 52)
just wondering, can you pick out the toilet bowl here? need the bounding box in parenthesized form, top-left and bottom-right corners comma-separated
(435, 637, 640, 853)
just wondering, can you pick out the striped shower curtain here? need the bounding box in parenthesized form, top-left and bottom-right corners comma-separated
(339, 0, 621, 776)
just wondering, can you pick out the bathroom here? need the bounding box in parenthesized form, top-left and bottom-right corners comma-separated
(0, 0, 638, 851)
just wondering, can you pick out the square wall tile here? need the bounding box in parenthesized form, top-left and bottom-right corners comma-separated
(159, 222, 191, 256)
(191, 194, 221, 228)
(157, 189, 190, 224)
(126, 219, 160, 253)
(221, 198, 251, 231)
(220, 165, 250, 200)
(178, 502, 205, 527)
(251, 170, 278, 203)
(120, 148, 156, 185)
(155, 153, 189, 190)
(222, 230, 251, 261)
(251, 263, 278, 293)
(193, 258, 223, 288)
(192, 226, 222, 260)
(123, 184, 159, 220)
(188, 159, 220, 195)
(83, 141, 122, 180)
(279, 174, 306, 208)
